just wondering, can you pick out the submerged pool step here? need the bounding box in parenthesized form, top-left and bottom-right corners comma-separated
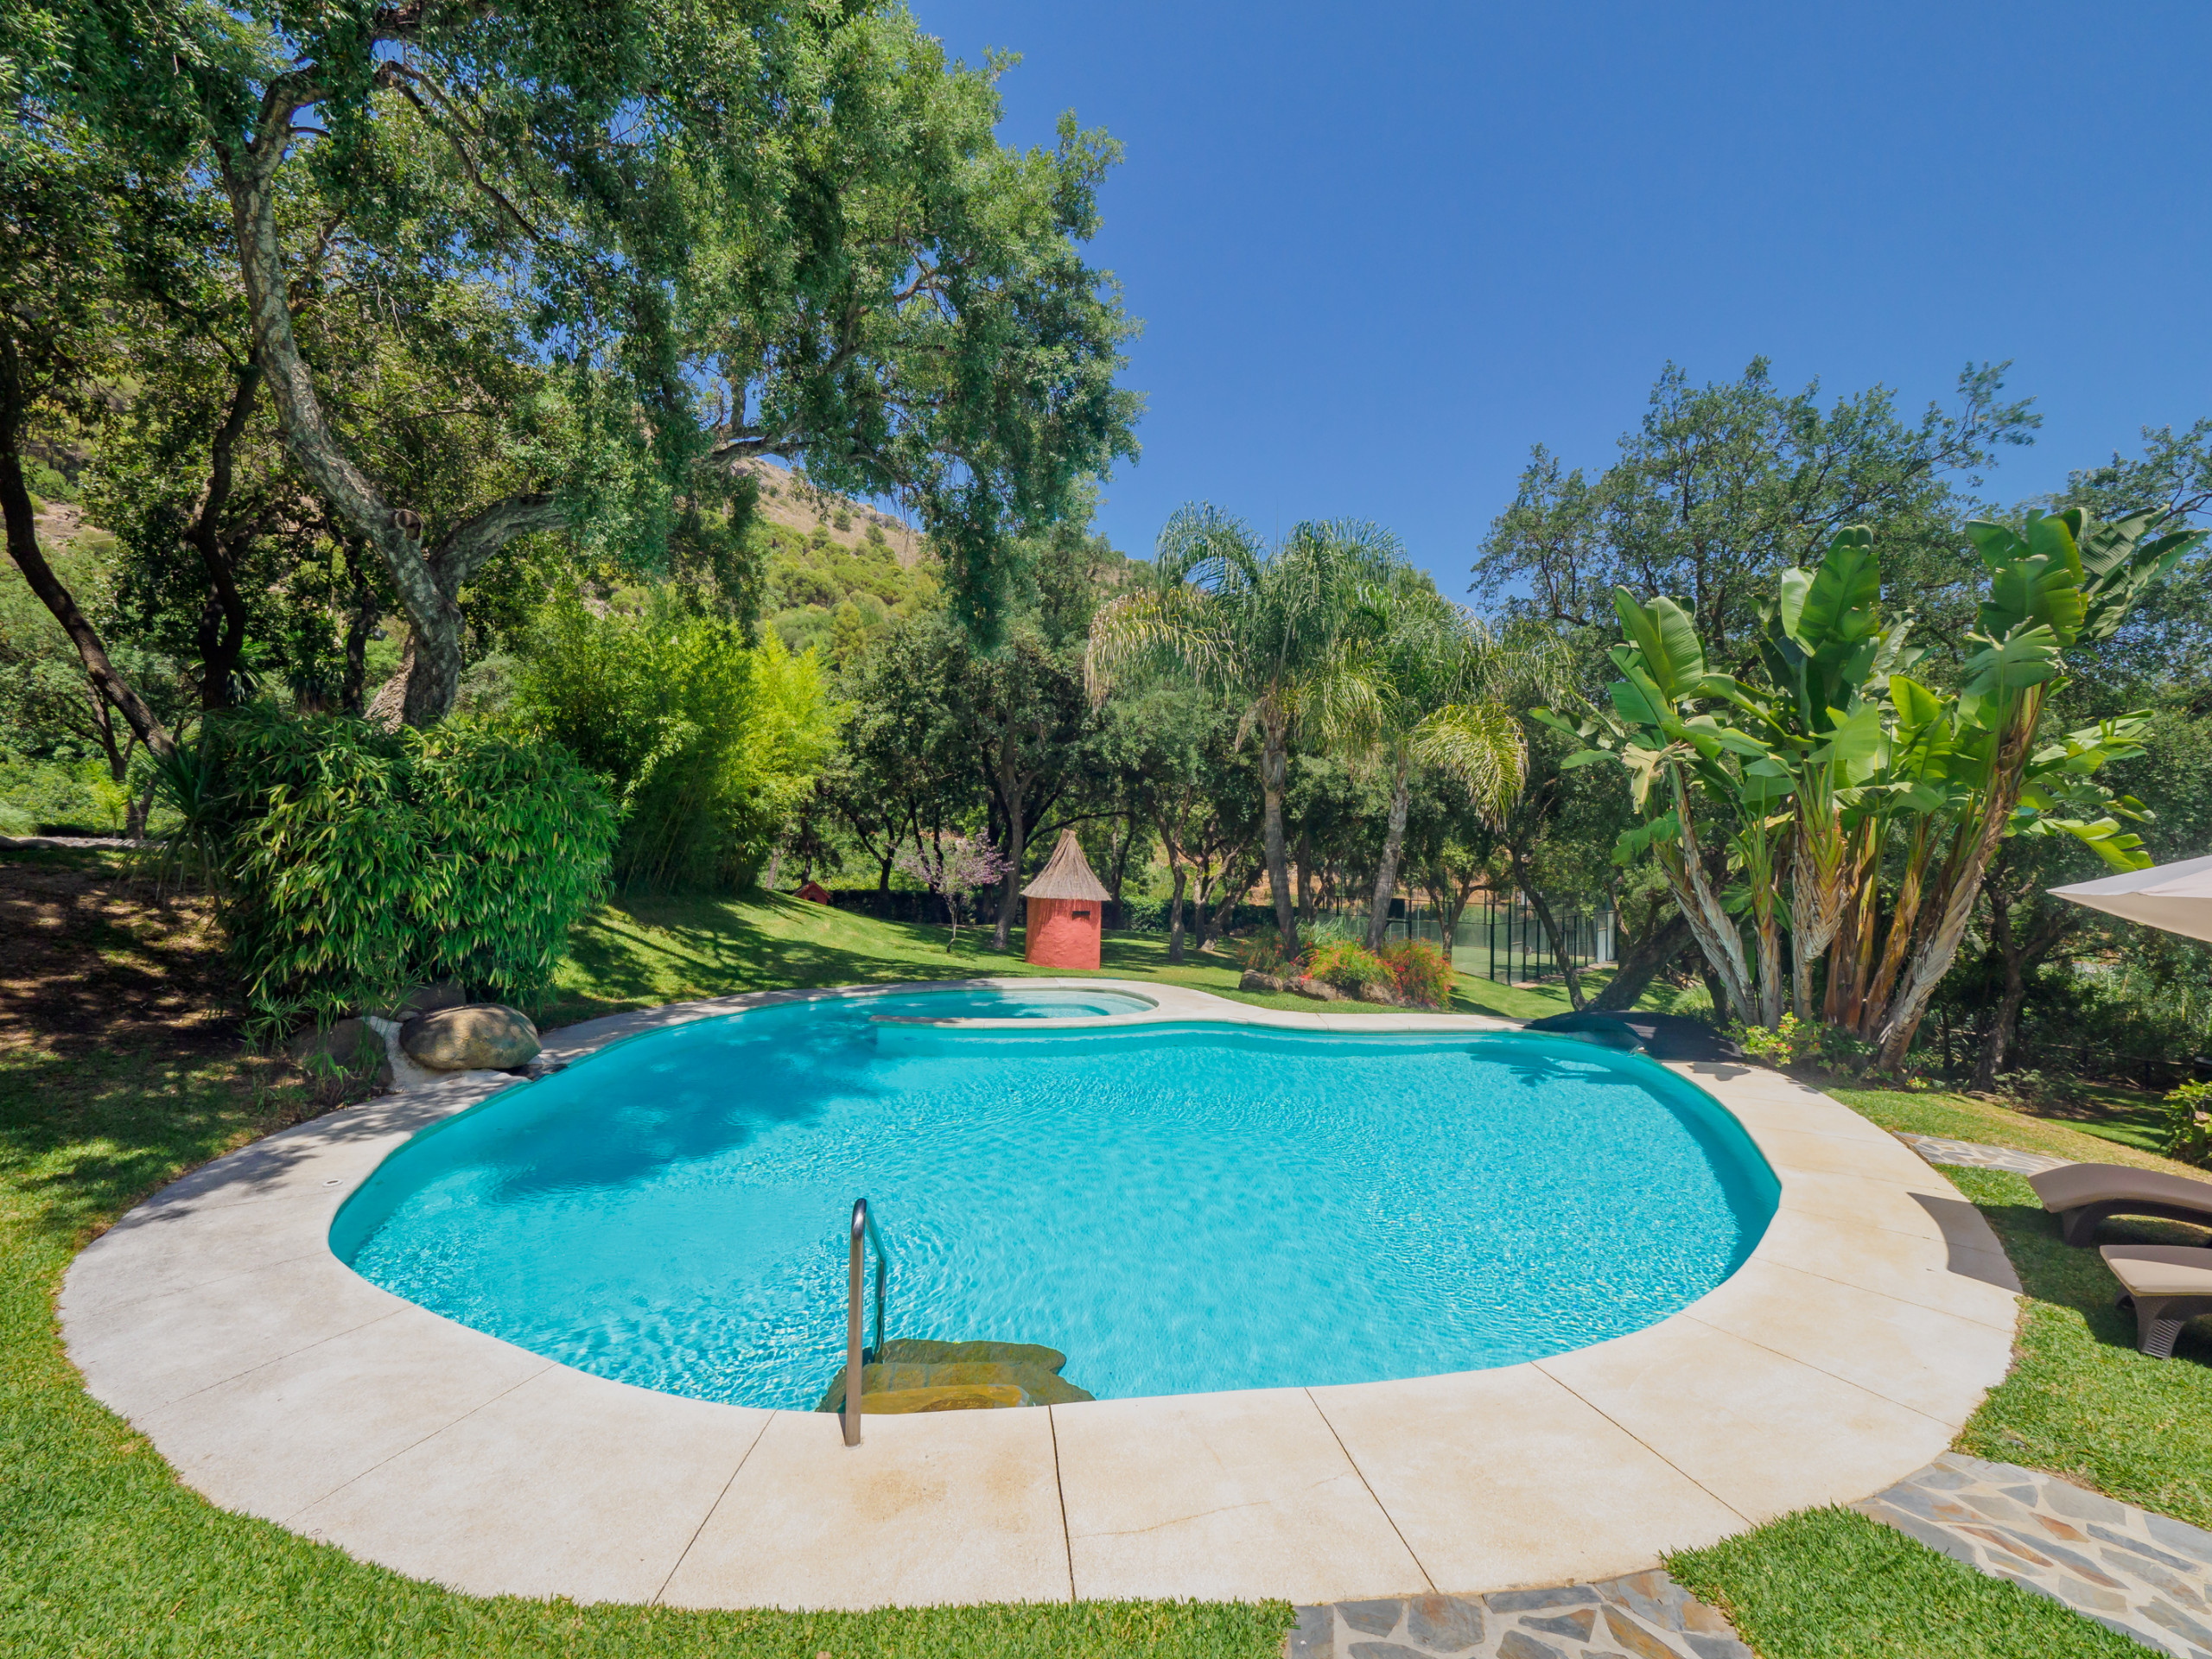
(814, 1338, 1096, 1414)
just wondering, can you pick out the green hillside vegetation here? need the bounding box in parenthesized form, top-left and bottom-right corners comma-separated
(758, 518, 939, 665)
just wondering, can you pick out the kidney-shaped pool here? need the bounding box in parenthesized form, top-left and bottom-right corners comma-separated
(333, 990, 1778, 1409)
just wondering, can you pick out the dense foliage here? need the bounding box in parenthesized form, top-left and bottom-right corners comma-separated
(515, 593, 838, 891)
(198, 708, 615, 1033)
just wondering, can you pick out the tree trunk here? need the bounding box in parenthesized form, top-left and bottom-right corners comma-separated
(339, 543, 381, 715)
(1590, 910, 1692, 1012)
(187, 362, 263, 709)
(1657, 772, 1755, 1023)
(1875, 701, 2042, 1071)
(1297, 835, 1316, 926)
(990, 734, 1026, 952)
(1259, 730, 1298, 951)
(0, 332, 175, 760)
(1972, 960, 2028, 1092)
(1166, 859, 1188, 964)
(1365, 764, 1413, 950)
(1510, 849, 1586, 1011)
(1854, 820, 1931, 1039)
(219, 91, 563, 725)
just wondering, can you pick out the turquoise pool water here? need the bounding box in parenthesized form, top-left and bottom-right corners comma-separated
(334, 991, 1778, 1408)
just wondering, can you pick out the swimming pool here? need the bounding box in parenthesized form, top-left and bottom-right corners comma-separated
(334, 989, 1778, 1409)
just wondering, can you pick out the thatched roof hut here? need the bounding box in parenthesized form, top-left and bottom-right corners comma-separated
(1021, 830, 1110, 902)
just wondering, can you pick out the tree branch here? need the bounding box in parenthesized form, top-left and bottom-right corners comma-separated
(426, 491, 566, 593)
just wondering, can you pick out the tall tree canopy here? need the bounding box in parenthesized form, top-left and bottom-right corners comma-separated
(13, 0, 1137, 728)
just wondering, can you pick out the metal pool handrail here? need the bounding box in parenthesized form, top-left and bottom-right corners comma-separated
(842, 1197, 889, 1446)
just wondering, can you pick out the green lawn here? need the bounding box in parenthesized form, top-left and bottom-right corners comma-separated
(5, 857, 2199, 1657)
(545, 887, 1641, 1027)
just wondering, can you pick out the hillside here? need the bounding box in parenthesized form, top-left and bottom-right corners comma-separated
(731, 455, 924, 564)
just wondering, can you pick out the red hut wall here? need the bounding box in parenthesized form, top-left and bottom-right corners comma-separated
(1024, 896, 1102, 969)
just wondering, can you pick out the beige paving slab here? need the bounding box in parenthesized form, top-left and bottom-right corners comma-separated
(1774, 1165, 1993, 1247)
(661, 1402, 1068, 1609)
(59, 979, 2034, 1609)
(1708, 1096, 1901, 1146)
(1754, 1206, 2022, 1324)
(1311, 1365, 1746, 1591)
(291, 1363, 771, 1604)
(1683, 1256, 2014, 1422)
(64, 1251, 410, 1421)
(1757, 1126, 1973, 1185)
(1054, 1387, 1427, 1604)
(60, 1189, 345, 1319)
(1536, 1316, 1955, 1522)
(135, 1305, 551, 1522)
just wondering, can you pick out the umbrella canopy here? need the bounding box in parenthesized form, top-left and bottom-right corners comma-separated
(2050, 853, 2212, 944)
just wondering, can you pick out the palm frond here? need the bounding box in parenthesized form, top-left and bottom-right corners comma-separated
(1414, 699, 1529, 825)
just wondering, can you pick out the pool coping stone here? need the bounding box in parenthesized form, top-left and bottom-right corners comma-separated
(59, 978, 2022, 1610)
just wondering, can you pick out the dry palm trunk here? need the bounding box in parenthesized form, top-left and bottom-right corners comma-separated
(1365, 759, 1413, 950)
(1824, 821, 1880, 1027)
(1256, 720, 1298, 951)
(1854, 818, 1934, 1039)
(1660, 766, 1757, 1025)
(1788, 791, 1851, 1025)
(1873, 697, 2043, 1071)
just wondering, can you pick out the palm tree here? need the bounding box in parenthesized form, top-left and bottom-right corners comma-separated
(1085, 504, 1390, 954)
(1349, 573, 1541, 950)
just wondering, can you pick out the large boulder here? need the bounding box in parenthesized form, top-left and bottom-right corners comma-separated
(401, 1004, 540, 1071)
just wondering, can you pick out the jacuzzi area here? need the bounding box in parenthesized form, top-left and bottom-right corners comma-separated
(60, 979, 2019, 1610)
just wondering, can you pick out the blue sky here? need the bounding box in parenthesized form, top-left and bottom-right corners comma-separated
(916, 0, 2212, 589)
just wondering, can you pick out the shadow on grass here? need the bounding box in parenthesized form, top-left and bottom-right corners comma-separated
(1945, 1165, 2212, 1530)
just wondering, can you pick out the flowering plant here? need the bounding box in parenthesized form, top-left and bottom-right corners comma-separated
(893, 831, 1012, 948)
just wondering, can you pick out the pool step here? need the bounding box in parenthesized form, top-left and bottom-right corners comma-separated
(814, 1338, 1095, 1414)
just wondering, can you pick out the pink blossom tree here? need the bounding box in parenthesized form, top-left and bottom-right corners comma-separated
(894, 832, 1013, 950)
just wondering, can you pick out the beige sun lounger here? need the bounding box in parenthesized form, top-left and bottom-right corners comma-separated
(2028, 1162, 2212, 1247)
(2101, 1245, 2212, 1357)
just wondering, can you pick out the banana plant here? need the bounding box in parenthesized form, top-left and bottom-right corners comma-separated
(1863, 506, 2193, 1068)
(1546, 507, 2192, 1057)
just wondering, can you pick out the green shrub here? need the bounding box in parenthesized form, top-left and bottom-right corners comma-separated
(1304, 937, 1393, 995)
(201, 707, 615, 1035)
(1732, 1013, 1812, 1067)
(516, 591, 840, 889)
(1230, 926, 1295, 976)
(2161, 1080, 2212, 1167)
(1381, 940, 1452, 1008)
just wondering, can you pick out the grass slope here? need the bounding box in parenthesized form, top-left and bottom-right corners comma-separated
(547, 887, 1638, 1027)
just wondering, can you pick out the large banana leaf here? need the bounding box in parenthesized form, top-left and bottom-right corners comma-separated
(1973, 512, 2088, 645)
(1963, 624, 2063, 693)
(1611, 588, 1707, 701)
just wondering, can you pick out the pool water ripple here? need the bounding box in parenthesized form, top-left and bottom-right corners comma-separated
(335, 992, 1777, 1410)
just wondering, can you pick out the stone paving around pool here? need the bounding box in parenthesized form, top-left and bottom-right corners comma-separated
(1894, 1132, 2072, 1177)
(1856, 1452, 2212, 1656)
(60, 982, 2023, 1611)
(1287, 1573, 1751, 1659)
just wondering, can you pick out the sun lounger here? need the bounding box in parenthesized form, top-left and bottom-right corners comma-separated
(2100, 1246, 2212, 1357)
(2027, 1162, 2212, 1247)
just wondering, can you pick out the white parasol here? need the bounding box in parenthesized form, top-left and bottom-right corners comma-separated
(2050, 852, 2212, 944)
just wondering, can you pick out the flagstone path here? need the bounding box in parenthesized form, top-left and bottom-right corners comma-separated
(1854, 1452, 2212, 1656)
(1287, 1572, 1752, 1658)
(1895, 1132, 2072, 1177)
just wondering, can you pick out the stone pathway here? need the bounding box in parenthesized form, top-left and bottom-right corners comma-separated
(1287, 1573, 1751, 1658)
(1895, 1132, 2072, 1176)
(1856, 1452, 2212, 1656)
